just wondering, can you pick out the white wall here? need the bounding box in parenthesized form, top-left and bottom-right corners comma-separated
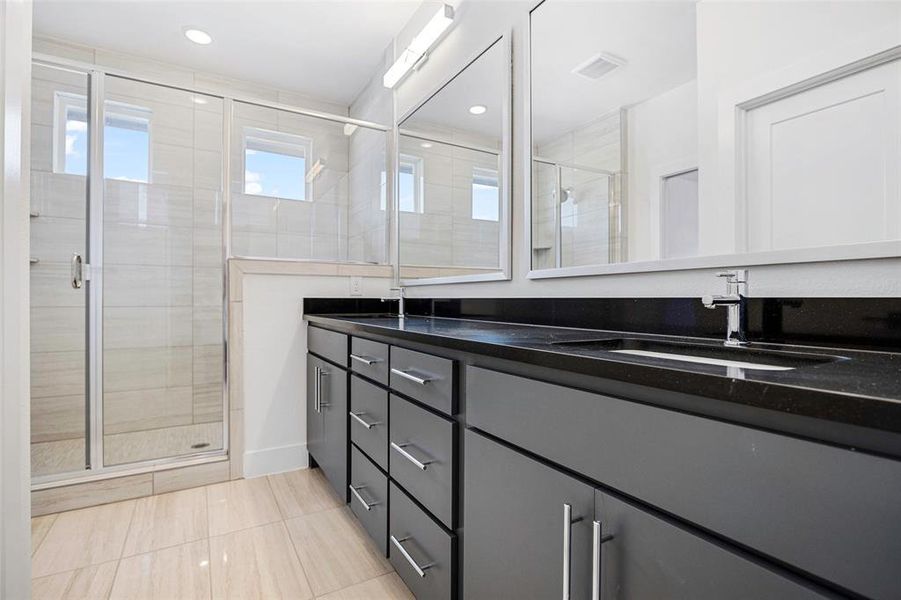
(1, 0, 32, 596)
(241, 272, 391, 477)
(388, 0, 901, 298)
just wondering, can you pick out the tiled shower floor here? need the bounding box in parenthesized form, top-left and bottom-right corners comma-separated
(30, 468, 412, 599)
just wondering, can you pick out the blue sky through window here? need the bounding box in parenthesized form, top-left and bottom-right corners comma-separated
(471, 168, 499, 221)
(244, 148, 306, 201)
(61, 100, 150, 183)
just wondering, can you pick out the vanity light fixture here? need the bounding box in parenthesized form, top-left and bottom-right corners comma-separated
(305, 158, 326, 183)
(469, 104, 487, 115)
(383, 4, 454, 88)
(184, 27, 213, 45)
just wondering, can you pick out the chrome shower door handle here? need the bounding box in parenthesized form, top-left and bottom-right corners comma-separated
(71, 253, 83, 289)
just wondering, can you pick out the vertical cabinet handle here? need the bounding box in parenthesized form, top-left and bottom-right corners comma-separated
(390, 535, 434, 578)
(562, 503, 583, 600)
(317, 368, 329, 412)
(313, 366, 321, 412)
(71, 253, 83, 289)
(591, 520, 614, 600)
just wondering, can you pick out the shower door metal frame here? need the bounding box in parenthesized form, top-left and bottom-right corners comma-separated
(31, 58, 233, 489)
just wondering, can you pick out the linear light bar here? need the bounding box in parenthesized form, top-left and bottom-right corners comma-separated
(383, 4, 454, 88)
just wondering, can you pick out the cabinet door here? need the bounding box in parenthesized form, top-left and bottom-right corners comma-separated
(306, 354, 325, 468)
(319, 359, 347, 500)
(464, 429, 594, 600)
(594, 490, 826, 600)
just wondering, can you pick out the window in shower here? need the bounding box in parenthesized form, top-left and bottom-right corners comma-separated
(243, 127, 312, 201)
(52, 93, 151, 182)
(471, 167, 499, 221)
(379, 154, 422, 213)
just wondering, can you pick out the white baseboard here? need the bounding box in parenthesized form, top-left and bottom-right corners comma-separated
(242, 443, 309, 478)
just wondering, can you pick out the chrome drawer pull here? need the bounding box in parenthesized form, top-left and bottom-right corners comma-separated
(350, 354, 382, 366)
(591, 520, 615, 600)
(349, 411, 381, 429)
(391, 368, 434, 385)
(390, 535, 434, 578)
(316, 369, 330, 411)
(390, 442, 433, 470)
(349, 484, 380, 511)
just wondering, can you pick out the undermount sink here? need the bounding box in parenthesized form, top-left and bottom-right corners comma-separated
(549, 338, 843, 371)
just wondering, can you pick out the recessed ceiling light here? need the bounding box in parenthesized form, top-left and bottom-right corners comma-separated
(184, 28, 212, 45)
(469, 104, 487, 115)
(420, 142, 433, 149)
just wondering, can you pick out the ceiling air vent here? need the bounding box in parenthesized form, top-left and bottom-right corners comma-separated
(571, 52, 626, 80)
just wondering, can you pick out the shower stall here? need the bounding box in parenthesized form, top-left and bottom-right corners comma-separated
(30, 61, 228, 485)
(29, 55, 390, 490)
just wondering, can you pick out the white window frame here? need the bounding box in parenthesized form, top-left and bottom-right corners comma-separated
(387, 153, 423, 213)
(243, 126, 314, 202)
(52, 92, 152, 182)
(471, 166, 500, 221)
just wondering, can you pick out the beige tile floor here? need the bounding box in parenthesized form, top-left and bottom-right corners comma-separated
(30, 468, 413, 600)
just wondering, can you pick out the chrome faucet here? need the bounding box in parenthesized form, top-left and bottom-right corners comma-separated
(702, 270, 748, 346)
(381, 286, 406, 320)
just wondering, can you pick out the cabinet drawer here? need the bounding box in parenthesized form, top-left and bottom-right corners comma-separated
(350, 337, 389, 384)
(350, 375, 388, 470)
(595, 490, 825, 599)
(467, 366, 901, 600)
(389, 395, 456, 528)
(349, 445, 388, 555)
(308, 326, 347, 367)
(389, 482, 455, 600)
(390, 347, 455, 415)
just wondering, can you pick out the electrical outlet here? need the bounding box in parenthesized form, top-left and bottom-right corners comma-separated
(350, 276, 363, 296)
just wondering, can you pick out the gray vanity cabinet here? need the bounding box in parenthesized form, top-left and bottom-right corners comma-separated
(306, 353, 347, 499)
(464, 429, 594, 600)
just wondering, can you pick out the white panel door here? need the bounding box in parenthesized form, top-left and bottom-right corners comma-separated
(744, 60, 901, 252)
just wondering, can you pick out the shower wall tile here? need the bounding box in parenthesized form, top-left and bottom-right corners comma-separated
(30, 216, 85, 263)
(232, 194, 278, 233)
(31, 123, 52, 172)
(193, 188, 222, 229)
(103, 181, 194, 228)
(103, 222, 193, 267)
(276, 200, 313, 234)
(30, 263, 85, 308)
(193, 267, 223, 306)
(104, 265, 193, 307)
(104, 386, 194, 435)
(31, 307, 85, 353)
(276, 233, 312, 259)
(193, 383, 223, 424)
(193, 344, 223, 386)
(231, 231, 277, 258)
(103, 307, 193, 349)
(194, 110, 223, 151)
(31, 394, 84, 443)
(193, 226, 223, 266)
(30, 172, 87, 219)
(192, 306, 223, 346)
(104, 346, 193, 393)
(151, 143, 194, 188)
(31, 351, 85, 399)
(194, 149, 222, 190)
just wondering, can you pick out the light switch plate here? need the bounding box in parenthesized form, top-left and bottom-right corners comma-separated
(350, 276, 363, 296)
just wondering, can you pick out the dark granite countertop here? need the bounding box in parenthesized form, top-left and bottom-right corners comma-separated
(304, 313, 901, 456)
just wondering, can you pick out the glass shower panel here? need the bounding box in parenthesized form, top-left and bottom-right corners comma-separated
(29, 64, 90, 477)
(230, 101, 387, 263)
(102, 76, 224, 466)
(559, 165, 612, 268)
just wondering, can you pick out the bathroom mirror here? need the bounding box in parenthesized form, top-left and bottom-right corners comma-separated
(529, 1, 901, 277)
(397, 36, 511, 285)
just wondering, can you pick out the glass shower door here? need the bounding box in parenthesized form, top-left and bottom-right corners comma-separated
(101, 75, 225, 466)
(29, 64, 90, 477)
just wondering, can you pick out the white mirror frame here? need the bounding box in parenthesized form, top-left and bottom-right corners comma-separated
(396, 33, 513, 287)
(524, 6, 901, 280)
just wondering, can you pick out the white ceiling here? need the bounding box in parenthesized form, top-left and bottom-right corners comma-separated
(531, 1, 697, 145)
(401, 37, 505, 142)
(32, 0, 422, 106)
